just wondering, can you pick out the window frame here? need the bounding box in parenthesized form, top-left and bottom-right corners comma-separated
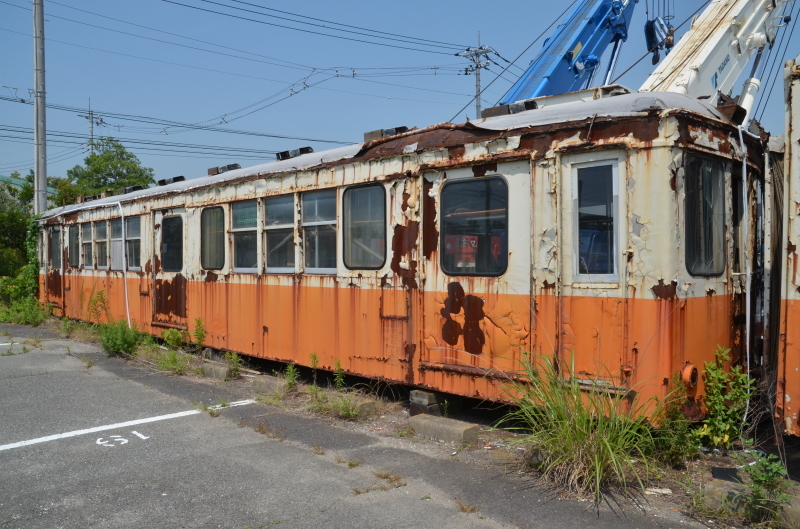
(439, 176, 509, 278)
(302, 189, 338, 275)
(95, 220, 108, 269)
(200, 206, 226, 271)
(263, 195, 296, 274)
(126, 216, 142, 271)
(684, 154, 727, 277)
(230, 200, 259, 274)
(110, 218, 124, 270)
(160, 215, 184, 273)
(50, 226, 61, 270)
(571, 159, 620, 284)
(342, 184, 387, 271)
(68, 224, 80, 268)
(81, 222, 93, 269)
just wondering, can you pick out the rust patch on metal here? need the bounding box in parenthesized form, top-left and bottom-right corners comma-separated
(404, 343, 416, 384)
(63, 213, 78, 223)
(652, 279, 678, 300)
(46, 269, 61, 296)
(440, 282, 485, 354)
(144, 260, 152, 274)
(422, 180, 438, 260)
(204, 271, 218, 283)
(542, 280, 555, 289)
(471, 162, 497, 177)
(448, 145, 465, 160)
(389, 221, 419, 289)
(154, 273, 187, 318)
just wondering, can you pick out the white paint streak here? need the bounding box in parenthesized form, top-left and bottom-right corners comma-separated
(0, 400, 255, 451)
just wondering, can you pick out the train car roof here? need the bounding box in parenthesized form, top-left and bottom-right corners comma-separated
(42, 91, 726, 219)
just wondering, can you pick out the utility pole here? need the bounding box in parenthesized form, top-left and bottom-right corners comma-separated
(79, 98, 94, 155)
(33, 0, 47, 214)
(456, 33, 493, 120)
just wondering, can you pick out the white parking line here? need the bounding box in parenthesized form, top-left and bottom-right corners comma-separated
(0, 399, 255, 452)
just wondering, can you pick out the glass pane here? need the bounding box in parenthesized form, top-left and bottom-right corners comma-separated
(266, 228, 295, 269)
(95, 221, 107, 240)
(111, 240, 123, 270)
(440, 178, 508, 276)
(83, 242, 93, 268)
(577, 165, 615, 275)
(303, 189, 336, 223)
(126, 216, 141, 238)
(234, 231, 257, 269)
(96, 241, 108, 267)
(161, 216, 183, 272)
(686, 156, 725, 275)
(110, 218, 122, 239)
(343, 186, 385, 269)
(126, 239, 141, 269)
(201, 207, 225, 270)
(51, 228, 61, 269)
(69, 225, 80, 267)
(81, 223, 92, 242)
(232, 200, 257, 229)
(265, 195, 294, 226)
(304, 224, 336, 269)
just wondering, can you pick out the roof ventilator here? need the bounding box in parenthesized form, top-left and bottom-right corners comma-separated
(207, 163, 242, 176)
(122, 185, 145, 194)
(157, 176, 186, 186)
(276, 147, 313, 161)
(363, 126, 408, 142)
(481, 99, 537, 119)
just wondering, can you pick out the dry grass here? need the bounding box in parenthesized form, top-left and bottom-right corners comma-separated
(22, 335, 43, 349)
(311, 442, 325, 455)
(254, 421, 285, 441)
(456, 498, 479, 514)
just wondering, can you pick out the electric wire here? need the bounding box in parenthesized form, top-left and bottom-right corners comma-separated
(755, 1, 800, 121)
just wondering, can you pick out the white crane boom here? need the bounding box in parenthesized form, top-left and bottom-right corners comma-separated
(640, 0, 791, 120)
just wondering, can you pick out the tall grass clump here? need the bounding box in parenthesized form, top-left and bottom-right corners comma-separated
(100, 319, 143, 356)
(499, 355, 656, 505)
(0, 296, 46, 326)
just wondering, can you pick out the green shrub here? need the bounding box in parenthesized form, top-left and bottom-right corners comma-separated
(225, 351, 241, 378)
(736, 453, 791, 523)
(100, 319, 143, 356)
(157, 349, 189, 375)
(192, 318, 206, 348)
(697, 345, 753, 450)
(334, 360, 345, 392)
(161, 328, 188, 348)
(87, 290, 110, 323)
(652, 373, 698, 467)
(331, 395, 359, 420)
(0, 296, 46, 326)
(499, 355, 656, 505)
(284, 363, 299, 391)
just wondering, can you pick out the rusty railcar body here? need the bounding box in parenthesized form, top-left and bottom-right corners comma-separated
(39, 87, 784, 425)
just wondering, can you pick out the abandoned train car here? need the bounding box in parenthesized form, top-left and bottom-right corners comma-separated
(38, 86, 787, 429)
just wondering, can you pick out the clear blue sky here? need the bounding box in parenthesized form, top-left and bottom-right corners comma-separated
(1, 0, 798, 182)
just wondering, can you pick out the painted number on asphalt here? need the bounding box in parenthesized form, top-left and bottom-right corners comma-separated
(96, 431, 148, 447)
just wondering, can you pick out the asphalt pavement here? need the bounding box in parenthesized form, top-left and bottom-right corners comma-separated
(0, 322, 705, 529)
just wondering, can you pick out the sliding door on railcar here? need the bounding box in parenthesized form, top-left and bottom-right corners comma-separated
(151, 209, 188, 329)
(43, 224, 65, 315)
(419, 161, 532, 398)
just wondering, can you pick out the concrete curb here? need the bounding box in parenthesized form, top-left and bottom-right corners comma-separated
(702, 478, 800, 520)
(248, 375, 288, 395)
(202, 363, 230, 380)
(408, 414, 479, 445)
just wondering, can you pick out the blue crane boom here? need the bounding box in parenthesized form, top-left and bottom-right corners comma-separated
(499, 0, 637, 105)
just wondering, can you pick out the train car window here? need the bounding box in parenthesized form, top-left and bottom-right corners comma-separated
(201, 207, 225, 270)
(95, 221, 108, 268)
(685, 155, 725, 276)
(161, 216, 183, 272)
(126, 216, 141, 270)
(575, 163, 617, 279)
(81, 223, 93, 268)
(440, 178, 508, 276)
(731, 164, 743, 274)
(232, 200, 258, 272)
(302, 189, 337, 273)
(68, 225, 80, 268)
(50, 227, 61, 269)
(110, 218, 123, 270)
(264, 196, 295, 272)
(343, 185, 385, 270)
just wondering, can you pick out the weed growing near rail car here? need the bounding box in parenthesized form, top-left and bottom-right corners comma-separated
(697, 345, 753, 450)
(87, 290, 111, 323)
(284, 363, 299, 391)
(309, 353, 319, 385)
(157, 349, 190, 375)
(225, 351, 241, 378)
(736, 453, 791, 523)
(0, 296, 46, 326)
(334, 360, 345, 391)
(161, 328, 188, 348)
(100, 319, 144, 356)
(652, 373, 698, 467)
(192, 318, 206, 348)
(498, 355, 656, 505)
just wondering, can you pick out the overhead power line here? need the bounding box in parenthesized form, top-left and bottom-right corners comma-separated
(162, 0, 457, 55)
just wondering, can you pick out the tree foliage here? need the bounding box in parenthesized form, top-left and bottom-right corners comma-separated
(66, 138, 155, 200)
